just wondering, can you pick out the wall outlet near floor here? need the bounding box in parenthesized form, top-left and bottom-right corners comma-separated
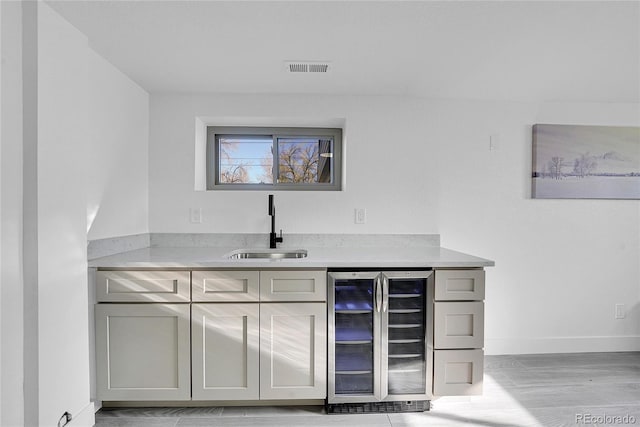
(615, 304, 626, 319)
(355, 208, 367, 224)
(190, 207, 202, 224)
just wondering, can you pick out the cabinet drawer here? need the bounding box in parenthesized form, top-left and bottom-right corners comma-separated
(433, 349, 483, 396)
(260, 270, 327, 302)
(434, 302, 484, 349)
(192, 270, 259, 302)
(96, 270, 190, 302)
(435, 270, 485, 301)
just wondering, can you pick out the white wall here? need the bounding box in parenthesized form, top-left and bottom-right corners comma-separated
(149, 94, 640, 354)
(433, 100, 640, 354)
(1, 1, 4, 424)
(87, 50, 149, 241)
(34, 3, 150, 424)
(149, 94, 439, 235)
(1, 2, 25, 426)
(0, 3, 149, 424)
(37, 3, 92, 424)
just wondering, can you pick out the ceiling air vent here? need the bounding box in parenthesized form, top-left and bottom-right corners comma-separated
(285, 61, 331, 73)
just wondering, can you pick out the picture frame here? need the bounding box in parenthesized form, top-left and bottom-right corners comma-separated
(532, 124, 640, 199)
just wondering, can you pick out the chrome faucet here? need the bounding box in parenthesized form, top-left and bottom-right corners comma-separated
(268, 194, 283, 249)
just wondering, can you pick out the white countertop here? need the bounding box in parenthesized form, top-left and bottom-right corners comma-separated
(88, 245, 494, 269)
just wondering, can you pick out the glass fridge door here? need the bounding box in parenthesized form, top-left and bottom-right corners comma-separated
(382, 271, 432, 399)
(329, 272, 381, 402)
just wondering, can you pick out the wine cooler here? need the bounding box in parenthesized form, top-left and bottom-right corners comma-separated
(327, 270, 434, 411)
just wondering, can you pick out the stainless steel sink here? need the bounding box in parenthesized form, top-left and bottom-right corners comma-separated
(227, 249, 308, 260)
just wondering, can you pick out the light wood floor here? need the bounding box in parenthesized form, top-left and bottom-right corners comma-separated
(95, 352, 640, 427)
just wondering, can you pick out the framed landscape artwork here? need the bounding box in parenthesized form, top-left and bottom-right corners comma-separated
(532, 124, 640, 199)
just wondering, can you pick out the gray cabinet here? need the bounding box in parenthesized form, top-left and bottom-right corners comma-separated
(433, 349, 484, 396)
(434, 301, 484, 349)
(435, 269, 485, 301)
(95, 303, 191, 401)
(260, 302, 327, 399)
(191, 303, 260, 400)
(96, 270, 190, 302)
(192, 270, 259, 302)
(193, 269, 327, 401)
(260, 269, 326, 302)
(433, 269, 485, 396)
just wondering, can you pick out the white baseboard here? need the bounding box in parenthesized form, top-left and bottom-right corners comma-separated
(485, 335, 640, 355)
(67, 402, 95, 427)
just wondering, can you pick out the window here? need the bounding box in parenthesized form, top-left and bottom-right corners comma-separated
(207, 127, 342, 190)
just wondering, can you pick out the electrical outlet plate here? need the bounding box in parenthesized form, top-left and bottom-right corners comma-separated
(190, 208, 202, 224)
(490, 134, 500, 151)
(355, 208, 367, 224)
(615, 304, 626, 319)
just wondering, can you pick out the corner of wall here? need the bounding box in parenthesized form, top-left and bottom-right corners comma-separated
(194, 117, 207, 191)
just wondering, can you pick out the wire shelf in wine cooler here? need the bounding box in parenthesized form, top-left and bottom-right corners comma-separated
(334, 302, 373, 311)
(335, 343, 373, 371)
(388, 297, 424, 310)
(389, 341, 424, 356)
(335, 310, 372, 315)
(388, 370, 426, 395)
(335, 328, 373, 342)
(389, 326, 425, 340)
(335, 371, 374, 394)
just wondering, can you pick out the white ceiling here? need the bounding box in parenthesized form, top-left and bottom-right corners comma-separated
(46, 0, 640, 102)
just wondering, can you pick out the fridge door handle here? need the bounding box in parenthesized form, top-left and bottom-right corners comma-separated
(375, 275, 382, 312)
(382, 275, 389, 312)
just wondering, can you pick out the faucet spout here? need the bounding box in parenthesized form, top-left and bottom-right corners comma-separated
(268, 194, 283, 249)
(268, 194, 275, 216)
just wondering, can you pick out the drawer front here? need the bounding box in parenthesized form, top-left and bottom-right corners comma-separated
(434, 302, 484, 349)
(96, 270, 190, 302)
(192, 270, 260, 302)
(260, 270, 327, 302)
(435, 270, 485, 301)
(433, 349, 484, 396)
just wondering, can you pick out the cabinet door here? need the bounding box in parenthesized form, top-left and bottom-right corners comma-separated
(96, 270, 190, 302)
(192, 270, 259, 302)
(260, 270, 327, 302)
(328, 272, 380, 403)
(383, 273, 431, 399)
(192, 303, 260, 400)
(260, 303, 327, 399)
(95, 303, 190, 401)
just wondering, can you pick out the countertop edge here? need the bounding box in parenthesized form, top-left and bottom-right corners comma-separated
(87, 245, 495, 269)
(89, 261, 495, 268)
